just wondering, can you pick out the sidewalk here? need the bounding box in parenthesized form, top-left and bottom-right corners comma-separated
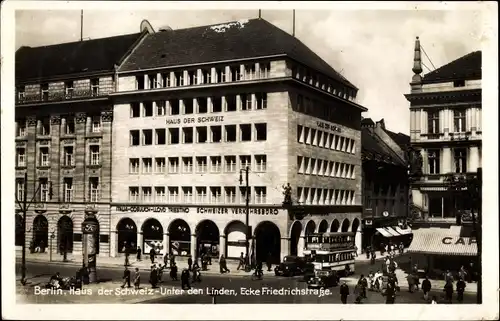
(354, 249, 408, 262)
(15, 251, 258, 276)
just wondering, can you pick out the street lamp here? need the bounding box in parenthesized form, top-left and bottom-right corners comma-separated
(239, 166, 251, 270)
(49, 226, 56, 262)
(15, 172, 52, 285)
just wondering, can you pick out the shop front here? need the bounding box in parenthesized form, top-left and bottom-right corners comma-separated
(362, 215, 413, 252)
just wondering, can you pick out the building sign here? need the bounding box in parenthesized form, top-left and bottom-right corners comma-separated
(114, 205, 279, 215)
(316, 121, 342, 133)
(166, 116, 225, 125)
(441, 237, 476, 245)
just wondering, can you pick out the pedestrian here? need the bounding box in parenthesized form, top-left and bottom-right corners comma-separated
(354, 245, 358, 257)
(399, 242, 404, 254)
(163, 252, 168, 267)
(124, 247, 130, 267)
(370, 251, 376, 265)
(157, 264, 164, 283)
(365, 246, 370, 259)
(170, 262, 178, 281)
(266, 252, 273, 271)
(445, 270, 453, 283)
(359, 275, 368, 298)
(121, 266, 131, 288)
(456, 278, 466, 303)
(149, 265, 158, 288)
(422, 276, 431, 301)
(181, 268, 191, 290)
(149, 247, 156, 264)
(354, 283, 363, 304)
(170, 253, 176, 268)
(407, 273, 416, 293)
(219, 254, 230, 274)
(385, 281, 396, 304)
(133, 268, 140, 289)
(444, 280, 454, 303)
(136, 246, 142, 261)
(192, 261, 201, 283)
(187, 255, 193, 271)
(340, 281, 349, 304)
(458, 266, 467, 282)
(237, 252, 245, 270)
(40, 240, 45, 253)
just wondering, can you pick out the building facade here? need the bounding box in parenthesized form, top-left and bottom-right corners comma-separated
(108, 18, 367, 263)
(360, 118, 411, 251)
(14, 32, 147, 257)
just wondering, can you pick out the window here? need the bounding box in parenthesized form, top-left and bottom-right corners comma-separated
(143, 101, 153, 117)
(16, 148, 26, 167)
(63, 146, 74, 166)
(156, 101, 166, 116)
(259, 62, 270, 78)
(130, 130, 140, 146)
(89, 177, 99, 202)
(155, 187, 165, 202)
(196, 127, 208, 143)
(256, 93, 267, 109)
(454, 149, 467, 173)
(225, 125, 237, 142)
(212, 97, 222, 113)
(183, 99, 194, 114)
(91, 116, 101, 133)
(129, 187, 139, 202)
(17, 85, 26, 101)
(225, 95, 237, 112)
(210, 156, 222, 173)
(230, 66, 241, 81)
(428, 111, 440, 134)
(454, 110, 466, 132)
(161, 73, 170, 87)
(428, 149, 440, 174)
(240, 155, 251, 170)
(89, 145, 100, 165)
(453, 80, 465, 87)
(255, 155, 267, 172)
(183, 127, 194, 143)
(211, 126, 222, 143)
(297, 156, 304, 174)
(196, 156, 208, 173)
(240, 124, 251, 141)
(91, 79, 99, 96)
(297, 125, 304, 143)
(239, 186, 250, 204)
(174, 71, 183, 86)
(297, 94, 304, 112)
(142, 187, 152, 202)
(202, 69, 211, 84)
(244, 64, 256, 80)
(40, 119, 50, 135)
(241, 93, 252, 110)
(156, 129, 166, 145)
(39, 178, 49, 202)
(39, 147, 49, 166)
(210, 186, 222, 204)
(17, 119, 27, 137)
(142, 158, 153, 173)
(65, 81, 74, 97)
(169, 157, 179, 173)
(255, 123, 267, 141)
(196, 187, 207, 203)
(216, 67, 225, 83)
(169, 128, 179, 144)
(168, 187, 179, 203)
(255, 187, 267, 204)
(169, 99, 180, 115)
(155, 157, 165, 173)
(148, 74, 158, 89)
(182, 157, 193, 173)
(224, 156, 237, 172)
(225, 187, 236, 204)
(136, 76, 144, 90)
(143, 129, 153, 145)
(63, 178, 73, 202)
(41, 83, 49, 101)
(65, 117, 75, 134)
(182, 187, 193, 203)
(197, 97, 208, 113)
(188, 70, 197, 85)
(129, 158, 140, 173)
(16, 178, 25, 202)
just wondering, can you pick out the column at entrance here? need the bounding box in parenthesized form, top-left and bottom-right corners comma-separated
(137, 232, 143, 253)
(163, 233, 169, 256)
(297, 236, 305, 257)
(355, 226, 362, 255)
(280, 237, 290, 262)
(219, 235, 226, 258)
(110, 231, 117, 257)
(190, 234, 197, 258)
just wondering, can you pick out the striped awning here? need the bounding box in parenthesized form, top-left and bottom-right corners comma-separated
(376, 227, 393, 238)
(408, 228, 477, 256)
(385, 226, 401, 237)
(395, 226, 413, 235)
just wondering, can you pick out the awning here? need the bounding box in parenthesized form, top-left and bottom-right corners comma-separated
(395, 226, 413, 235)
(385, 227, 401, 237)
(407, 228, 477, 256)
(376, 227, 393, 238)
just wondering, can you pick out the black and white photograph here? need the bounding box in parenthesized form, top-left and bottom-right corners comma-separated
(1, 1, 498, 320)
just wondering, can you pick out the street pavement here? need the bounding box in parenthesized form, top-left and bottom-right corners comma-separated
(16, 261, 476, 304)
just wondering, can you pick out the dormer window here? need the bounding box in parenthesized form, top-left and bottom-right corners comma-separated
(174, 71, 183, 86)
(230, 66, 241, 81)
(41, 83, 49, 101)
(148, 74, 158, 89)
(202, 69, 211, 84)
(188, 70, 197, 85)
(91, 78, 99, 96)
(453, 80, 465, 88)
(65, 81, 74, 98)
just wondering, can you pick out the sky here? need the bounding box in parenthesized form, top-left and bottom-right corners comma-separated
(14, 4, 486, 134)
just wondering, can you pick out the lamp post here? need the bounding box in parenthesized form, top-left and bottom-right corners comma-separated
(467, 168, 482, 304)
(239, 166, 250, 270)
(15, 172, 52, 285)
(49, 227, 56, 262)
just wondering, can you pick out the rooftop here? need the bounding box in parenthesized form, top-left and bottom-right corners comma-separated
(422, 51, 482, 83)
(119, 18, 357, 90)
(16, 32, 145, 82)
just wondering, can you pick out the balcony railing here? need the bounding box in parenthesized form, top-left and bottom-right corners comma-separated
(16, 89, 107, 105)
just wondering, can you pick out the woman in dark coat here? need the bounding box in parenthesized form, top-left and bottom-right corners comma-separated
(149, 266, 158, 288)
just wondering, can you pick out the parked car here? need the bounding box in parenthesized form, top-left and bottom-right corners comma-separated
(274, 256, 306, 277)
(307, 269, 340, 289)
(303, 262, 316, 282)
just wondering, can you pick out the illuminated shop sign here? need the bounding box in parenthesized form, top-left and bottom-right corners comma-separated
(166, 116, 225, 125)
(114, 205, 279, 215)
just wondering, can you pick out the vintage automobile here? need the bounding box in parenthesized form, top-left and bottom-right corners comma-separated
(307, 269, 340, 289)
(274, 255, 307, 277)
(302, 262, 316, 282)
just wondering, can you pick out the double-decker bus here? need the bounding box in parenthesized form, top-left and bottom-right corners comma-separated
(303, 232, 356, 274)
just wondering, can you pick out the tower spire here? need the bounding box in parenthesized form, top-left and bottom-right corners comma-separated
(412, 36, 422, 75)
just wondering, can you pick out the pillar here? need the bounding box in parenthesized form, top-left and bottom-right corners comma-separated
(137, 232, 143, 251)
(110, 231, 117, 257)
(297, 236, 305, 257)
(190, 234, 197, 258)
(219, 235, 226, 258)
(280, 237, 290, 261)
(163, 233, 169, 256)
(355, 226, 362, 255)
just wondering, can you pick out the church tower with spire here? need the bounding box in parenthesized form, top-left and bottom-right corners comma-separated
(410, 36, 423, 92)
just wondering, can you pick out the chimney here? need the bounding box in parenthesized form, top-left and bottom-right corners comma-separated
(376, 119, 386, 130)
(411, 36, 423, 89)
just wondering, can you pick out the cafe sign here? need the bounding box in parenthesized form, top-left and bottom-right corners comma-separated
(441, 237, 477, 245)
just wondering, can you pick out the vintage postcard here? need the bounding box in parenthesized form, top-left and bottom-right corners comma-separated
(1, 1, 498, 320)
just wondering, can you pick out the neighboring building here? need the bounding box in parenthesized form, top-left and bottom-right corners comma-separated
(14, 31, 147, 257)
(109, 18, 367, 262)
(404, 37, 480, 274)
(360, 118, 411, 252)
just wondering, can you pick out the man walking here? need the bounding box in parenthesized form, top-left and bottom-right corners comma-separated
(136, 246, 142, 262)
(422, 276, 431, 301)
(133, 268, 141, 289)
(188, 255, 193, 271)
(340, 281, 349, 304)
(456, 278, 466, 303)
(149, 247, 156, 264)
(149, 265, 158, 289)
(444, 280, 454, 303)
(121, 266, 131, 288)
(237, 253, 245, 270)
